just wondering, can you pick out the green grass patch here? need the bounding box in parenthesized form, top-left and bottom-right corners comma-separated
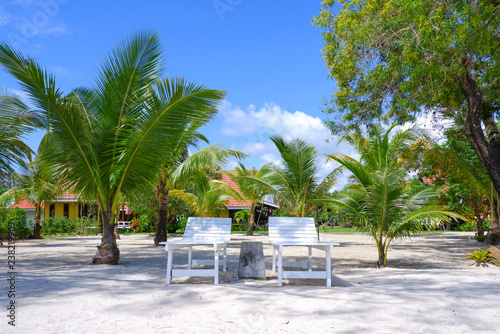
(319, 226, 358, 234)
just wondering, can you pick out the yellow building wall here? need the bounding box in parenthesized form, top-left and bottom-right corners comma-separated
(44, 202, 80, 219)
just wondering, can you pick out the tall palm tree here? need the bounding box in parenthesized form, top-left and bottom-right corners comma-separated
(225, 163, 274, 235)
(267, 135, 337, 217)
(0, 31, 225, 264)
(326, 123, 460, 267)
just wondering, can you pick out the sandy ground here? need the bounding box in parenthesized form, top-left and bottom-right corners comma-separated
(1, 231, 499, 333)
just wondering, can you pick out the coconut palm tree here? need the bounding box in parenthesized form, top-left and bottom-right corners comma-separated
(0, 31, 225, 264)
(224, 163, 274, 235)
(326, 123, 460, 267)
(267, 135, 337, 217)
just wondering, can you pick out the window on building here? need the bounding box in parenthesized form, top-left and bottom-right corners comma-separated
(63, 203, 69, 218)
(49, 204, 55, 218)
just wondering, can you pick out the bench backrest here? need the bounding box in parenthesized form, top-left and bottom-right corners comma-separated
(182, 217, 231, 243)
(269, 217, 318, 244)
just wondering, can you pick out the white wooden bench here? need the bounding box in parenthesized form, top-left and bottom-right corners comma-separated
(117, 221, 131, 229)
(159, 217, 231, 284)
(269, 217, 340, 287)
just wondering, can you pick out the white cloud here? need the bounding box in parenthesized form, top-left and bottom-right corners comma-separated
(220, 101, 333, 151)
(218, 101, 357, 189)
(0, 6, 12, 26)
(36, 22, 72, 37)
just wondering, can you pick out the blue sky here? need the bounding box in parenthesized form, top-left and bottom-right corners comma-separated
(0, 0, 358, 184)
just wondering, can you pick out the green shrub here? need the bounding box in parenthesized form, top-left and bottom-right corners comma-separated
(466, 248, 494, 264)
(456, 220, 490, 232)
(179, 218, 187, 231)
(0, 208, 31, 239)
(0, 208, 8, 236)
(42, 217, 102, 236)
(132, 215, 156, 233)
(167, 219, 181, 233)
(475, 235, 486, 242)
(41, 217, 76, 235)
(75, 217, 100, 235)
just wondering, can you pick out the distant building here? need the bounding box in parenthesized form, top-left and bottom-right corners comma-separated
(219, 172, 279, 225)
(8, 192, 99, 222)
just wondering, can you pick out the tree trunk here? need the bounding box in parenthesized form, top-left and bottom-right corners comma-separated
(92, 209, 120, 265)
(459, 66, 500, 242)
(376, 242, 386, 268)
(485, 195, 500, 245)
(154, 182, 168, 246)
(33, 217, 42, 239)
(32, 203, 42, 239)
(246, 206, 256, 236)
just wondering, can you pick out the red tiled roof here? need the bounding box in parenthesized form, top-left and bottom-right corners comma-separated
(221, 173, 251, 208)
(9, 199, 43, 210)
(9, 191, 79, 209)
(57, 191, 79, 200)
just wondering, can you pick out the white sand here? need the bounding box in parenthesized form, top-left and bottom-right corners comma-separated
(2, 232, 499, 333)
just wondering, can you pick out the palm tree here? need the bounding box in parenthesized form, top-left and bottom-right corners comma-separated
(1, 158, 63, 238)
(170, 169, 245, 217)
(225, 163, 274, 235)
(267, 135, 337, 217)
(326, 124, 460, 267)
(153, 143, 245, 245)
(0, 31, 225, 264)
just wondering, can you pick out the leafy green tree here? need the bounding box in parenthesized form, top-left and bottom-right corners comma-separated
(326, 123, 459, 267)
(267, 135, 338, 217)
(314, 1, 500, 240)
(225, 163, 274, 235)
(0, 31, 225, 264)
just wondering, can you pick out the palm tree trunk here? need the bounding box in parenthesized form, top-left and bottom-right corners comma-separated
(376, 239, 386, 268)
(92, 209, 120, 264)
(32, 203, 42, 239)
(154, 183, 169, 245)
(246, 206, 256, 236)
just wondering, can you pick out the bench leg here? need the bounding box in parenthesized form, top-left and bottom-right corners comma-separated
(166, 250, 173, 285)
(214, 245, 219, 284)
(277, 245, 283, 287)
(188, 245, 192, 270)
(308, 246, 312, 271)
(272, 247, 277, 272)
(222, 246, 227, 272)
(326, 247, 332, 287)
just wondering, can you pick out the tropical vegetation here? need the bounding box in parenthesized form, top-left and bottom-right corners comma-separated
(325, 124, 460, 267)
(314, 0, 500, 242)
(0, 31, 225, 264)
(225, 163, 274, 235)
(265, 135, 338, 217)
